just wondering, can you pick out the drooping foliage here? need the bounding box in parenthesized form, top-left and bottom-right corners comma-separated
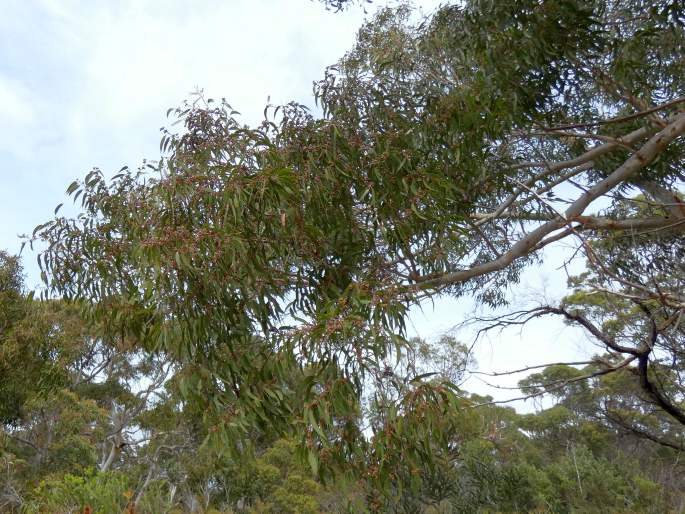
(22, 0, 685, 509)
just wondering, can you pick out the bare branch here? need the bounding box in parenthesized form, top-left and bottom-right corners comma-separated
(469, 360, 596, 377)
(470, 355, 637, 408)
(603, 408, 685, 451)
(638, 353, 685, 425)
(539, 96, 685, 132)
(415, 113, 685, 290)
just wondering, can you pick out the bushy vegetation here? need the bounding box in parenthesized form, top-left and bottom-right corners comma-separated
(2, 250, 684, 511)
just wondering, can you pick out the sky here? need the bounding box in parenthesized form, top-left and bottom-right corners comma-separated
(0, 0, 593, 408)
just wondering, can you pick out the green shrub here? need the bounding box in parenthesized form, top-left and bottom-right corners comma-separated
(23, 468, 132, 514)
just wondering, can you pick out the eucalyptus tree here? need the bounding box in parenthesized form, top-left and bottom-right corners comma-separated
(32, 0, 685, 491)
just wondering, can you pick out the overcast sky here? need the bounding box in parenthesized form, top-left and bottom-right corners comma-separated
(0, 0, 592, 408)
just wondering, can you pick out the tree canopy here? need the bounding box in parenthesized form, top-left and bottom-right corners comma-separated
(18, 0, 685, 511)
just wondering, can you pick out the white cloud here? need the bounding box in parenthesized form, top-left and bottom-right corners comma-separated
(0, 77, 34, 124)
(0, 0, 368, 269)
(61, 1, 366, 128)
